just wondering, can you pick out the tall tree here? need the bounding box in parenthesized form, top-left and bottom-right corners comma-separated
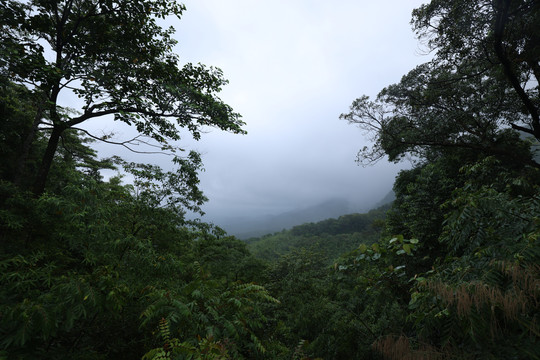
(0, 0, 245, 194)
(339, 1, 540, 358)
(341, 0, 539, 167)
(412, 0, 540, 138)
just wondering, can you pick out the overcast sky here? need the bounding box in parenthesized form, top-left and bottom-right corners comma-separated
(89, 0, 429, 224)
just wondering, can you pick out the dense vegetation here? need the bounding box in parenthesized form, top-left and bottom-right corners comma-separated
(1, 1, 271, 358)
(245, 206, 388, 262)
(1, 0, 539, 359)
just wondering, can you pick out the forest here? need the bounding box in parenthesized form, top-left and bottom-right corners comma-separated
(1, 0, 539, 359)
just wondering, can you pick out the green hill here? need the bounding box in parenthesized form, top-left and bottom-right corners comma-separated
(245, 204, 389, 263)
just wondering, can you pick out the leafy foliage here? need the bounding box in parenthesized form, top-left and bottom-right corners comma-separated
(2, 0, 540, 359)
(0, 2, 273, 358)
(1, 0, 245, 195)
(337, 1, 540, 359)
(141, 265, 278, 359)
(0, 135, 277, 358)
(341, 0, 540, 167)
(246, 207, 386, 263)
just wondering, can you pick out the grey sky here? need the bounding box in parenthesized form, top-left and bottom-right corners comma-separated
(86, 1, 428, 226)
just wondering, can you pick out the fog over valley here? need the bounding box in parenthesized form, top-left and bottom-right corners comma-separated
(84, 0, 424, 233)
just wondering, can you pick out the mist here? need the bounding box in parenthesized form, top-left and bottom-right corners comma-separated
(83, 0, 426, 234)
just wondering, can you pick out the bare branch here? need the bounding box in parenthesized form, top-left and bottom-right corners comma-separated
(71, 127, 178, 155)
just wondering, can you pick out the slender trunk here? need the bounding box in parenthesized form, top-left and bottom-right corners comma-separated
(493, 0, 540, 140)
(32, 125, 64, 196)
(31, 0, 67, 196)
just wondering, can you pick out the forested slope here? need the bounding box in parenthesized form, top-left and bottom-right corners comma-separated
(245, 205, 388, 262)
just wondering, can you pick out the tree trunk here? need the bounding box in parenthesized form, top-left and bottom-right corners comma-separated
(493, 0, 540, 140)
(32, 126, 64, 196)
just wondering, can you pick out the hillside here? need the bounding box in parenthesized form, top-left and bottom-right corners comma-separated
(245, 204, 389, 262)
(214, 198, 366, 239)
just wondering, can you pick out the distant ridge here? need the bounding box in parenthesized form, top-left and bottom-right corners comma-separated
(217, 198, 359, 239)
(372, 190, 395, 208)
(214, 189, 396, 239)
(245, 205, 388, 262)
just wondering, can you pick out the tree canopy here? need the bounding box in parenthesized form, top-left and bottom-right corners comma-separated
(341, 0, 540, 167)
(1, 0, 244, 194)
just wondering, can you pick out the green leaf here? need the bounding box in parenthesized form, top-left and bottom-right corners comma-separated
(358, 243, 367, 253)
(402, 244, 412, 255)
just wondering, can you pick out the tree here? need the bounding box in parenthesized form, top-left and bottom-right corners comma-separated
(341, 0, 539, 167)
(1, 0, 245, 195)
(412, 0, 540, 138)
(340, 62, 537, 167)
(0, 3, 279, 358)
(339, 1, 540, 358)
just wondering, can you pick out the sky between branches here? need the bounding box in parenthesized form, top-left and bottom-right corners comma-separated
(84, 0, 428, 225)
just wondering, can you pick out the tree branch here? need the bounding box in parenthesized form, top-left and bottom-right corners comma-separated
(510, 123, 535, 135)
(66, 106, 196, 128)
(493, 0, 540, 140)
(71, 127, 176, 155)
